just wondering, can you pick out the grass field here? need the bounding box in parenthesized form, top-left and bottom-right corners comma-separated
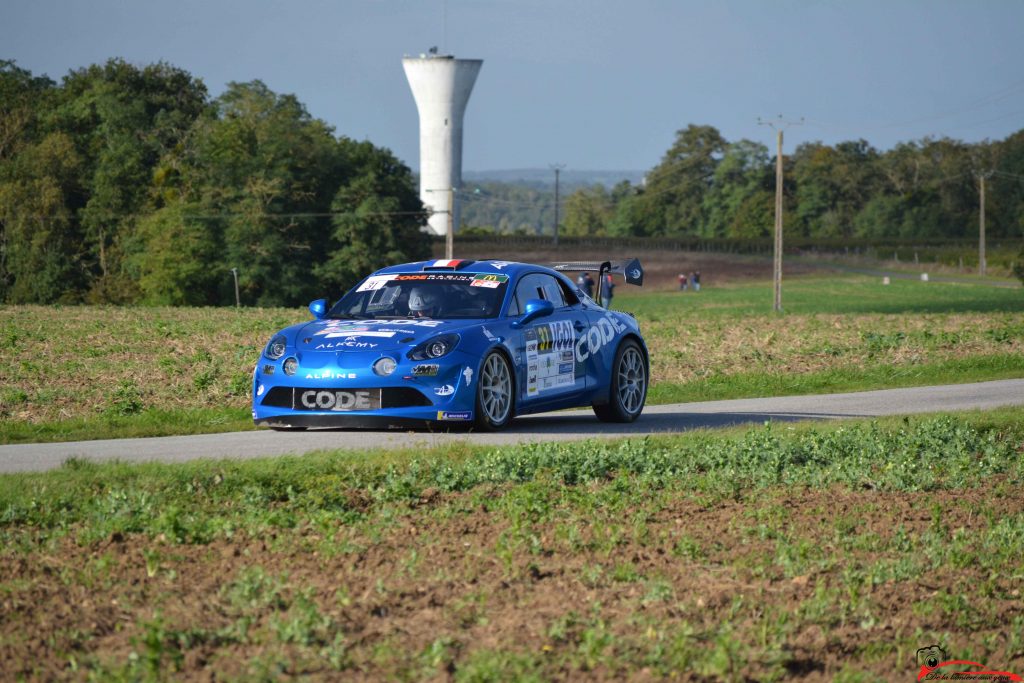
(1, 275, 1022, 443)
(2, 409, 1022, 680)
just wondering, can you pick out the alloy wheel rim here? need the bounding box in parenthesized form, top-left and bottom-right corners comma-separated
(481, 354, 511, 423)
(617, 347, 646, 415)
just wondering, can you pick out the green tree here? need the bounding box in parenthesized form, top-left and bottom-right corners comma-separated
(0, 132, 85, 302)
(130, 201, 220, 305)
(702, 139, 771, 238)
(562, 185, 611, 236)
(635, 124, 726, 236)
(315, 141, 429, 294)
(52, 59, 208, 301)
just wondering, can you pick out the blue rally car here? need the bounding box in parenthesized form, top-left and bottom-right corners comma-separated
(252, 258, 648, 431)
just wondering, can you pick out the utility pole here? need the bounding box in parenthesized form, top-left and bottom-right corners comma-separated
(976, 171, 994, 276)
(551, 163, 565, 247)
(758, 116, 803, 313)
(446, 187, 454, 260)
(426, 188, 456, 259)
(230, 268, 240, 307)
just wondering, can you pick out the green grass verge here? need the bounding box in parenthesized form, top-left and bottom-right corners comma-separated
(648, 352, 1024, 404)
(0, 407, 254, 445)
(3, 407, 1023, 537)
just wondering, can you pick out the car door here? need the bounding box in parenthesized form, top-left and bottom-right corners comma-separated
(509, 272, 590, 407)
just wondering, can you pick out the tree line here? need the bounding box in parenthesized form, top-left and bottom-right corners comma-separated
(0, 59, 430, 306)
(558, 124, 1024, 243)
(3, 57, 1023, 307)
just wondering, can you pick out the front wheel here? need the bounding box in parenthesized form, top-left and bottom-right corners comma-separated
(475, 351, 514, 431)
(593, 339, 647, 423)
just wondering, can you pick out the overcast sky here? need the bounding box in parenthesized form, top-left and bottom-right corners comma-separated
(4, 0, 1024, 173)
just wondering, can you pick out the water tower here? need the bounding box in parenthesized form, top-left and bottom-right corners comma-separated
(403, 51, 483, 236)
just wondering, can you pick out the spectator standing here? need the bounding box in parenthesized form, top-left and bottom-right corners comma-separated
(600, 273, 615, 308)
(692, 271, 701, 292)
(577, 272, 595, 298)
(678, 273, 688, 291)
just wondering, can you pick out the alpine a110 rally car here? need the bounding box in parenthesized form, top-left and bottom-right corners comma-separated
(252, 258, 648, 431)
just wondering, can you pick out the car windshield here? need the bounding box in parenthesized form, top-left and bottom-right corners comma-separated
(328, 272, 510, 320)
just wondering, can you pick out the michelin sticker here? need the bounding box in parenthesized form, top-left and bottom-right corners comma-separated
(438, 411, 472, 421)
(525, 320, 578, 396)
(463, 367, 473, 387)
(575, 314, 627, 363)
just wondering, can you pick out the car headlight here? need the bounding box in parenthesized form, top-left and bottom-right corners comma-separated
(373, 357, 397, 376)
(407, 334, 460, 361)
(265, 335, 287, 360)
(282, 357, 298, 376)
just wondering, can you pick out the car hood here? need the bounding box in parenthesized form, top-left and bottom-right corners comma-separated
(295, 318, 471, 353)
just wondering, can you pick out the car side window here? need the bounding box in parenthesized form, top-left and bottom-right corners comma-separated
(508, 273, 577, 318)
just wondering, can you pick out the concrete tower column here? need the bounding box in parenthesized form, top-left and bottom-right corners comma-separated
(403, 54, 483, 236)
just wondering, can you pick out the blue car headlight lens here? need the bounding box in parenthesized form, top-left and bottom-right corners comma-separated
(408, 334, 460, 361)
(265, 335, 287, 360)
(282, 357, 298, 376)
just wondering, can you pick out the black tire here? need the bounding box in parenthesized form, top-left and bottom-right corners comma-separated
(593, 339, 647, 423)
(475, 351, 514, 431)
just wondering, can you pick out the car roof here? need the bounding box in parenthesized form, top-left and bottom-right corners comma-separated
(374, 259, 563, 279)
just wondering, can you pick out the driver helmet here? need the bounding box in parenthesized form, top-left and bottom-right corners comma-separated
(408, 286, 440, 317)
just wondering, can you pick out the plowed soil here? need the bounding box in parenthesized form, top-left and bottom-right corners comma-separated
(3, 482, 1021, 681)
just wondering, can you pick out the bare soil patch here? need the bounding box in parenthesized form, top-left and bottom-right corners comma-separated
(3, 482, 1021, 680)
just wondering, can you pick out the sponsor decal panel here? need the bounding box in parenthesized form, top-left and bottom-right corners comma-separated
(313, 319, 443, 337)
(437, 410, 473, 421)
(462, 367, 473, 387)
(412, 364, 440, 377)
(323, 330, 396, 339)
(525, 320, 579, 396)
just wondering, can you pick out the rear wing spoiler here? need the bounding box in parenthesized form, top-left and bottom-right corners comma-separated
(550, 258, 643, 301)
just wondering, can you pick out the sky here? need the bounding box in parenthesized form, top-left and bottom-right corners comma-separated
(4, 0, 1024, 174)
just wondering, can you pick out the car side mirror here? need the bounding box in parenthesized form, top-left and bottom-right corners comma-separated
(309, 298, 327, 319)
(512, 298, 554, 328)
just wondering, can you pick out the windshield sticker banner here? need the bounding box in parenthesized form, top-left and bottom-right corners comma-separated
(394, 273, 475, 284)
(525, 320, 578, 396)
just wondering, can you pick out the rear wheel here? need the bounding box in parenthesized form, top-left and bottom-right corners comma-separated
(475, 351, 514, 430)
(593, 339, 647, 423)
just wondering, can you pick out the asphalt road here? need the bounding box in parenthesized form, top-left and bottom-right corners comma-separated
(2, 379, 1022, 473)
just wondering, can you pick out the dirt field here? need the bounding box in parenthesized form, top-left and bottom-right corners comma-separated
(3, 473, 1021, 680)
